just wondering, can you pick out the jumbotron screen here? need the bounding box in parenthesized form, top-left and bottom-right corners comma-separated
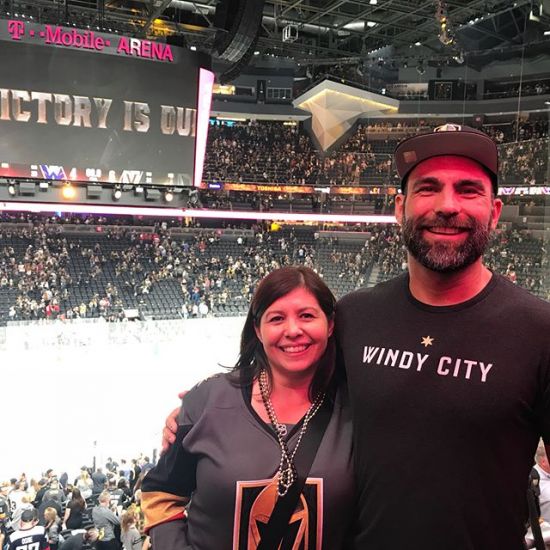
(0, 19, 214, 187)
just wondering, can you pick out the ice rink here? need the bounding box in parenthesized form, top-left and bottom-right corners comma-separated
(1, 316, 245, 482)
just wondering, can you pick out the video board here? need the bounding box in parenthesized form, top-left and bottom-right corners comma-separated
(0, 19, 214, 187)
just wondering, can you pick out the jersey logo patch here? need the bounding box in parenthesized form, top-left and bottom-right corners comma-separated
(233, 477, 323, 549)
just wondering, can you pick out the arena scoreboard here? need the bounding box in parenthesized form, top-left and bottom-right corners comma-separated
(0, 19, 214, 188)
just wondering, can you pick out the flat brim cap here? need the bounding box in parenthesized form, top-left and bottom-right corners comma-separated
(394, 124, 498, 192)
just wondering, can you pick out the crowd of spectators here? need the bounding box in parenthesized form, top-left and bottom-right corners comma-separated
(485, 229, 549, 297)
(322, 225, 406, 290)
(0, 221, 321, 323)
(483, 77, 550, 100)
(390, 89, 429, 101)
(0, 456, 154, 550)
(0, 224, 127, 323)
(500, 137, 549, 186)
(0, 218, 547, 325)
(203, 117, 549, 188)
(296, 64, 550, 103)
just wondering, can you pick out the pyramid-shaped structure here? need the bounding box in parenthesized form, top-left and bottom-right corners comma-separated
(293, 79, 400, 150)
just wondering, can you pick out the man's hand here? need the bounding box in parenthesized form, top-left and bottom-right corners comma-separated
(160, 391, 187, 453)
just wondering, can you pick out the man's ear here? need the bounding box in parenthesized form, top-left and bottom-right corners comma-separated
(490, 198, 503, 230)
(394, 193, 405, 226)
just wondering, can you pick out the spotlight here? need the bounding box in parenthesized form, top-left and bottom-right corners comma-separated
(62, 182, 76, 200)
(8, 184, 16, 196)
(113, 187, 122, 201)
(164, 190, 174, 202)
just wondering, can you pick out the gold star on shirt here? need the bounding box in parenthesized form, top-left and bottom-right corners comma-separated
(421, 336, 434, 347)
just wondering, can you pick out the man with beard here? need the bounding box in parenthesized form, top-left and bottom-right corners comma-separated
(336, 123, 550, 549)
(160, 125, 550, 549)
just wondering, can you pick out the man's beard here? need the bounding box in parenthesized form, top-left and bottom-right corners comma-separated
(401, 212, 492, 273)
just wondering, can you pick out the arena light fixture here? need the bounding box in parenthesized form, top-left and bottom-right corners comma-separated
(0, 202, 397, 224)
(165, 190, 174, 202)
(113, 187, 122, 201)
(7, 184, 16, 196)
(62, 182, 76, 200)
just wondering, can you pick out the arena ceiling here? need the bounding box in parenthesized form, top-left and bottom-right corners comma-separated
(3, 0, 549, 67)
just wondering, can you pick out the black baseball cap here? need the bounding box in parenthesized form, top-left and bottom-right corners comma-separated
(394, 124, 499, 193)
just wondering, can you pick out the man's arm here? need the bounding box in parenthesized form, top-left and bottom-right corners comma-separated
(107, 508, 120, 526)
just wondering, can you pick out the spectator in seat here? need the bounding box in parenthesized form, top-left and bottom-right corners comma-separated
(44, 506, 63, 550)
(7, 508, 49, 550)
(63, 487, 86, 530)
(59, 526, 99, 550)
(92, 491, 120, 550)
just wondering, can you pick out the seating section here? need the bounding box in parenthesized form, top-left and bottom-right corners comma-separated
(1, 223, 547, 326)
(202, 117, 549, 188)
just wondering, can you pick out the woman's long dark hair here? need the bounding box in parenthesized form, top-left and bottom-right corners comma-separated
(232, 266, 337, 400)
(70, 487, 86, 510)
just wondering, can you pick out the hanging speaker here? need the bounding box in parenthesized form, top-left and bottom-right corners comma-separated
(166, 34, 187, 49)
(214, 0, 265, 63)
(219, 32, 259, 83)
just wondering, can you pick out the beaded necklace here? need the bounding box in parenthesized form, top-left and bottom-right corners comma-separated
(258, 368, 325, 497)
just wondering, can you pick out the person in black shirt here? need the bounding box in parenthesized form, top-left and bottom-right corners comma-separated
(63, 488, 86, 530)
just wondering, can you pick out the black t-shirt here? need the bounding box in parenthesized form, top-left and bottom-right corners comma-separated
(66, 501, 85, 530)
(337, 273, 550, 550)
(38, 498, 62, 526)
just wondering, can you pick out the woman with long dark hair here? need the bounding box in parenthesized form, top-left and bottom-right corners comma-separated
(141, 266, 354, 549)
(63, 487, 86, 530)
